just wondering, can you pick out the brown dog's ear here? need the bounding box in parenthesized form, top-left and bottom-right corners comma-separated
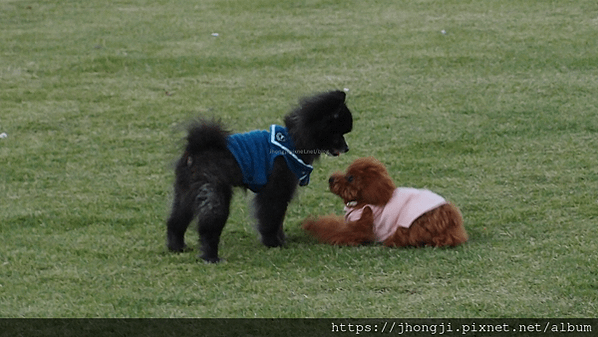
(359, 174, 395, 205)
(351, 157, 396, 205)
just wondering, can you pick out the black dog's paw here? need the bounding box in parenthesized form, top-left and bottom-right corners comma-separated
(261, 235, 286, 248)
(167, 241, 191, 253)
(167, 243, 187, 252)
(199, 254, 223, 264)
(178, 245, 193, 253)
(167, 232, 190, 252)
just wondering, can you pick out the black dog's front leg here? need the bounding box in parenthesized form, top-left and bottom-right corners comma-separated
(254, 158, 298, 247)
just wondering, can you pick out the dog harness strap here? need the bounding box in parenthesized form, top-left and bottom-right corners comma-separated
(226, 125, 313, 193)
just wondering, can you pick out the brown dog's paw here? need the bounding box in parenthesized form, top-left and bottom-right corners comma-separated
(359, 206, 374, 222)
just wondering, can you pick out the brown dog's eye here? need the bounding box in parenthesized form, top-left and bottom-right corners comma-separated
(345, 175, 354, 183)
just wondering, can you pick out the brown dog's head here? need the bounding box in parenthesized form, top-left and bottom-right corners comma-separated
(328, 157, 396, 207)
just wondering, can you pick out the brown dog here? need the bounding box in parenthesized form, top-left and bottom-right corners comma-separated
(302, 157, 468, 247)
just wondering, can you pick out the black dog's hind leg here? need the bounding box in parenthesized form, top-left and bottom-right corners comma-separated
(254, 159, 298, 247)
(195, 182, 233, 263)
(166, 190, 194, 252)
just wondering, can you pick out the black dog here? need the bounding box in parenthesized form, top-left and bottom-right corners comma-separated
(167, 90, 353, 262)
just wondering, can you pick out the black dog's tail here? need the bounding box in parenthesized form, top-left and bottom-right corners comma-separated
(185, 118, 230, 155)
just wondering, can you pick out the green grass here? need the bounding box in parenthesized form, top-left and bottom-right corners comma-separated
(1, 0, 597, 318)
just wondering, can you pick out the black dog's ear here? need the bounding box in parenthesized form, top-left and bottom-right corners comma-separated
(333, 90, 346, 100)
(328, 90, 347, 106)
(323, 90, 347, 119)
(288, 90, 352, 130)
(320, 91, 351, 134)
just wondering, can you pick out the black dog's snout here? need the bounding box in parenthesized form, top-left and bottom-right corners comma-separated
(328, 176, 336, 185)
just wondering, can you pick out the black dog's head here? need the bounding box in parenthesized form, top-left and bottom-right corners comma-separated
(284, 90, 353, 160)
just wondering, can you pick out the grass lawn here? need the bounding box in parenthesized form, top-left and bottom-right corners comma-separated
(1, 0, 597, 318)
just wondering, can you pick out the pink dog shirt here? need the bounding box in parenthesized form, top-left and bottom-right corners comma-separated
(344, 188, 447, 242)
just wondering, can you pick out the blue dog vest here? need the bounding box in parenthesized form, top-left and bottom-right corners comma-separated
(226, 125, 314, 193)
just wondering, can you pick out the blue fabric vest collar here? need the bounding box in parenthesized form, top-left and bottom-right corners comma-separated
(269, 125, 313, 186)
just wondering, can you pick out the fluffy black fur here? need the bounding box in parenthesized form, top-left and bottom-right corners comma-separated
(167, 90, 353, 262)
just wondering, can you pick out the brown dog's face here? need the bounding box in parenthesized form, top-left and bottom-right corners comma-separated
(328, 157, 396, 206)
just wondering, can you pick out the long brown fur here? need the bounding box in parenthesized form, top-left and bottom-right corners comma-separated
(302, 157, 468, 247)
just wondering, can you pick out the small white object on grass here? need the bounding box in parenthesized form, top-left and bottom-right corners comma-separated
(343, 88, 350, 92)
(441, 29, 447, 35)
(211, 33, 219, 37)
(0, 133, 7, 139)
